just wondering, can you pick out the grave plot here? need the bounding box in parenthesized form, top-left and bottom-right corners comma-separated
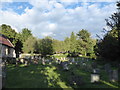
(5, 56, 120, 88)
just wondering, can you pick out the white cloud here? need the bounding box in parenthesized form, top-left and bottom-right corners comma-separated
(41, 32, 53, 37)
(0, 0, 117, 40)
(49, 23, 57, 31)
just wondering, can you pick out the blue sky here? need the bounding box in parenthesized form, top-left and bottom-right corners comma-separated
(0, 0, 117, 40)
(1, 2, 33, 15)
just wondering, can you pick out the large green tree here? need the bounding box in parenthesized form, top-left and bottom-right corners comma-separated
(21, 28, 32, 42)
(69, 32, 77, 53)
(95, 1, 120, 62)
(22, 36, 37, 54)
(77, 29, 95, 56)
(0, 24, 23, 57)
(40, 36, 54, 56)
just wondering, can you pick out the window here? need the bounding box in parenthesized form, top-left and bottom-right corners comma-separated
(5, 47, 8, 55)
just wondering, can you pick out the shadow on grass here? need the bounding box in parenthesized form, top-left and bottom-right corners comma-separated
(51, 60, 119, 88)
(6, 64, 62, 88)
(5, 58, 119, 88)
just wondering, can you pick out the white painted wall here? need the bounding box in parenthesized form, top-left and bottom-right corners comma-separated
(0, 44, 16, 58)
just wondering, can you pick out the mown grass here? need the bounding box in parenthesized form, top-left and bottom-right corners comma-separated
(5, 57, 119, 88)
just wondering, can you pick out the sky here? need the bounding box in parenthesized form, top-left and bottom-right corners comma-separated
(0, 0, 118, 40)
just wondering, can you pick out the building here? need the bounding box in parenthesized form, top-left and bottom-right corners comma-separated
(0, 34, 16, 58)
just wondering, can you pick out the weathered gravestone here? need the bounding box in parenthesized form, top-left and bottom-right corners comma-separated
(91, 68, 100, 83)
(42, 57, 45, 65)
(58, 60, 61, 64)
(86, 64, 93, 72)
(93, 68, 100, 74)
(104, 64, 111, 73)
(69, 74, 85, 86)
(109, 70, 118, 82)
(20, 58, 25, 64)
(75, 61, 78, 65)
(61, 61, 69, 71)
(24, 60, 29, 66)
(48, 59, 52, 65)
(72, 58, 75, 63)
(91, 74, 100, 83)
(69, 58, 73, 64)
(91, 62, 98, 69)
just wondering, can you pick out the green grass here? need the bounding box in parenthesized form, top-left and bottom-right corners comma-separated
(6, 64, 72, 88)
(5, 58, 119, 88)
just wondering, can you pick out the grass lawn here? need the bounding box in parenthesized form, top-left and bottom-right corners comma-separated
(5, 58, 119, 88)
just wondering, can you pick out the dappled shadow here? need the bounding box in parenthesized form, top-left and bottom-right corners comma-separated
(6, 63, 62, 88)
(5, 56, 120, 88)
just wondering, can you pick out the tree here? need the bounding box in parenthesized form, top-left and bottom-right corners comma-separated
(0, 24, 23, 57)
(77, 29, 95, 56)
(95, 1, 120, 62)
(21, 28, 32, 42)
(64, 37, 70, 52)
(22, 36, 37, 54)
(69, 32, 77, 53)
(0, 24, 17, 45)
(77, 29, 91, 42)
(40, 36, 54, 56)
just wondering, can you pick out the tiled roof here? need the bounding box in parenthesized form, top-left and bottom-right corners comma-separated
(0, 35, 14, 48)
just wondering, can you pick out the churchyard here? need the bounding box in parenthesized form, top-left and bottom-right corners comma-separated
(4, 54, 119, 88)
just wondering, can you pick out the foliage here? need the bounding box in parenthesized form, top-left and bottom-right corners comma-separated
(22, 36, 37, 54)
(95, 30, 119, 61)
(0, 24, 18, 45)
(77, 29, 96, 57)
(39, 36, 54, 56)
(20, 28, 32, 42)
(0, 24, 96, 58)
(95, 1, 120, 62)
(0, 24, 23, 57)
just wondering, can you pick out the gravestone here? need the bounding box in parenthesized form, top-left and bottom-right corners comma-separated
(63, 57, 66, 60)
(69, 75, 84, 86)
(42, 57, 45, 65)
(48, 59, 52, 65)
(15, 58, 21, 66)
(24, 60, 28, 66)
(75, 61, 78, 65)
(20, 58, 25, 64)
(92, 68, 100, 74)
(72, 58, 75, 63)
(58, 60, 61, 64)
(63, 64, 69, 70)
(86, 64, 93, 72)
(91, 62, 97, 69)
(61, 61, 69, 70)
(69, 58, 73, 64)
(31, 56, 34, 60)
(91, 68, 100, 83)
(104, 64, 111, 73)
(109, 70, 118, 82)
(91, 74, 100, 83)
